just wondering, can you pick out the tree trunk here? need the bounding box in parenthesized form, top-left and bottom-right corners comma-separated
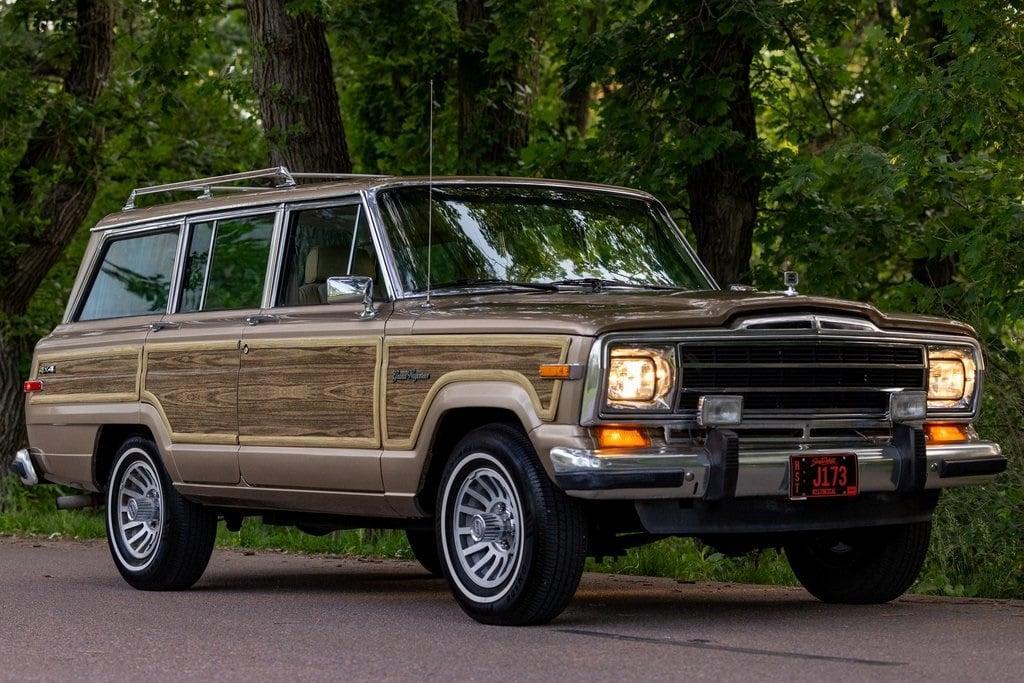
(245, 0, 352, 173)
(0, 0, 117, 468)
(684, 17, 761, 287)
(456, 0, 534, 173)
(559, 9, 598, 135)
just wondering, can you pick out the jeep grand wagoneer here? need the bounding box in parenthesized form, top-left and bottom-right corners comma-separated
(12, 167, 1006, 625)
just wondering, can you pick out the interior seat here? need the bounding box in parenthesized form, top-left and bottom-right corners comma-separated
(297, 246, 348, 305)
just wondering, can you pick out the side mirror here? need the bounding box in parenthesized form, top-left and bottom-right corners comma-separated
(326, 275, 376, 319)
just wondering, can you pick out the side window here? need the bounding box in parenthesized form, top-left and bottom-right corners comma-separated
(276, 203, 382, 307)
(77, 229, 179, 321)
(177, 213, 274, 312)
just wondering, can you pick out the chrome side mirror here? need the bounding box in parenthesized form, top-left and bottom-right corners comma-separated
(326, 275, 376, 319)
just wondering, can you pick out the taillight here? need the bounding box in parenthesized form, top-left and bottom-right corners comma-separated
(23, 380, 43, 393)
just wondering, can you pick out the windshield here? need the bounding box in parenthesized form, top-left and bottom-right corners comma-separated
(376, 185, 712, 293)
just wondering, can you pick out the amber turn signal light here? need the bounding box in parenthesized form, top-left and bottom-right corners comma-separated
(595, 426, 651, 449)
(23, 380, 43, 393)
(925, 422, 970, 444)
(539, 363, 582, 380)
(539, 364, 571, 379)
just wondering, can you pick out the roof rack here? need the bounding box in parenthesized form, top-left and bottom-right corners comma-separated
(121, 166, 384, 211)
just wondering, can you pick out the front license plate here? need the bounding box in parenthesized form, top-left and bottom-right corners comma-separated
(789, 454, 859, 500)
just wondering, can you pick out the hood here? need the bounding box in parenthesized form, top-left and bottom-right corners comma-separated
(399, 289, 975, 338)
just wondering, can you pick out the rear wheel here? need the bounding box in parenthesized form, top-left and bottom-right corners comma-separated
(406, 528, 443, 576)
(105, 436, 217, 590)
(437, 424, 587, 626)
(785, 521, 932, 604)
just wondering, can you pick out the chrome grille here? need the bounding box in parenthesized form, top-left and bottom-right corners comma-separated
(676, 341, 927, 418)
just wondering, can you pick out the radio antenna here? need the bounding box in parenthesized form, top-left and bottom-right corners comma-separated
(422, 79, 435, 309)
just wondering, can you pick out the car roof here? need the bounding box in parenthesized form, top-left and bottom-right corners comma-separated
(92, 175, 658, 232)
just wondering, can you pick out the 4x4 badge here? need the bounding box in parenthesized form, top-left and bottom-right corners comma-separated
(391, 369, 431, 383)
(39, 364, 56, 375)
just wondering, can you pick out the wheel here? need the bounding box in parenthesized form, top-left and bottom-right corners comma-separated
(406, 528, 443, 576)
(105, 436, 217, 590)
(436, 424, 587, 625)
(784, 521, 932, 604)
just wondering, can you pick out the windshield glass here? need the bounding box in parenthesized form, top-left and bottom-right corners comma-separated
(376, 185, 712, 293)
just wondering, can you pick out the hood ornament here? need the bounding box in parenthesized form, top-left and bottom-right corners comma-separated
(783, 271, 799, 297)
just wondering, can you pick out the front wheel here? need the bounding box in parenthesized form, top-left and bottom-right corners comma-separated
(437, 424, 587, 626)
(106, 436, 217, 590)
(785, 521, 932, 604)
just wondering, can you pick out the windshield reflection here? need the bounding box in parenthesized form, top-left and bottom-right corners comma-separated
(377, 185, 711, 293)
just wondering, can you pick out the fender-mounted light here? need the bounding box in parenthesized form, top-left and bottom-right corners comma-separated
(596, 426, 652, 449)
(925, 422, 970, 444)
(23, 380, 43, 393)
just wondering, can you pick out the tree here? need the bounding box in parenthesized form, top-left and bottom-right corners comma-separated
(681, 4, 763, 286)
(245, 0, 352, 172)
(455, 0, 538, 173)
(0, 0, 117, 465)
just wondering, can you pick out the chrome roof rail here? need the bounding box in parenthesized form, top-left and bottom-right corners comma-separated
(122, 166, 299, 211)
(290, 172, 388, 180)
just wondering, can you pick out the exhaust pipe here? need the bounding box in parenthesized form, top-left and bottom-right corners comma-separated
(56, 494, 101, 510)
(11, 449, 39, 487)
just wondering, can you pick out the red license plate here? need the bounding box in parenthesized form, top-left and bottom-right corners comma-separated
(789, 454, 859, 500)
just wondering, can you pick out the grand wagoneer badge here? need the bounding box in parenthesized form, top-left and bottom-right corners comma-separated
(391, 369, 432, 383)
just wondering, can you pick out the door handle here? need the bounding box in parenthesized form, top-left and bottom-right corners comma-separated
(245, 314, 278, 326)
(149, 321, 180, 332)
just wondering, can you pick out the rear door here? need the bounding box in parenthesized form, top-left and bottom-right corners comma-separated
(237, 197, 390, 497)
(142, 208, 279, 485)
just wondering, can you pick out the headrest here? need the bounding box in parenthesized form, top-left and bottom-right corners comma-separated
(304, 246, 348, 284)
(351, 248, 378, 279)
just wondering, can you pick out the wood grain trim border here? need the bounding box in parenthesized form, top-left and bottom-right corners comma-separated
(29, 346, 143, 405)
(141, 340, 241, 445)
(380, 335, 570, 450)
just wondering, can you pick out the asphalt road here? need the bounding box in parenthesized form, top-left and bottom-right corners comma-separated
(1, 537, 1022, 681)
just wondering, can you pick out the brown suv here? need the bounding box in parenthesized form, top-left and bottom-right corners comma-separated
(12, 167, 1006, 625)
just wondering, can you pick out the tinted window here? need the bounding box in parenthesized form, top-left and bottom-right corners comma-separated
(78, 230, 179, 321)
(377, 186, 710, 292)
(276, 205, 360, 307)
(177, 214, 274, 312)
(179, 222, 214, 313)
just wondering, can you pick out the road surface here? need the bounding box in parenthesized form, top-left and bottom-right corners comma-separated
(1, 536, 1021, 681)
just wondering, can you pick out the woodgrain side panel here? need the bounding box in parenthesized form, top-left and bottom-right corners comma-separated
(238, 341, 379, 446)
(384, 342, 566, 445)
(31, 348, 141, 404)
(144, 345, 239, 439)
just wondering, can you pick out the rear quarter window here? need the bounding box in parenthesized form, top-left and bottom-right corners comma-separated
(77, 229, 179, 321)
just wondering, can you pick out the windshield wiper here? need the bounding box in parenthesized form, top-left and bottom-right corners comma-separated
(550, 277, 679, 292)
(412, 278, 559, 293)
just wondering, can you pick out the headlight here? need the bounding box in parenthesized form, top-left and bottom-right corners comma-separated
(928, 346, 977, 411)
(605, 346, 674, 410)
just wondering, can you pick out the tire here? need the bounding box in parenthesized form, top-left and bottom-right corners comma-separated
(436, 424, 587, 626)
(784, 521, 932, 604)
(105, 436, 217, 590)
(406, 528, 443, 576)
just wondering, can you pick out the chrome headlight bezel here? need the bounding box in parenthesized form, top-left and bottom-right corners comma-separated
(602, 344, 677, 413)
(927, 344, 980, 414)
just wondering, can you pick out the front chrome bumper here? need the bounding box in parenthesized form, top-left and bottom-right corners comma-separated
(10, 449, 40, 487)
(551, 436, 1005, 500)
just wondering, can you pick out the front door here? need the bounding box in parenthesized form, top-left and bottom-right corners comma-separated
(142, 209, 278, 484)
(237, 198, 389, 494)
